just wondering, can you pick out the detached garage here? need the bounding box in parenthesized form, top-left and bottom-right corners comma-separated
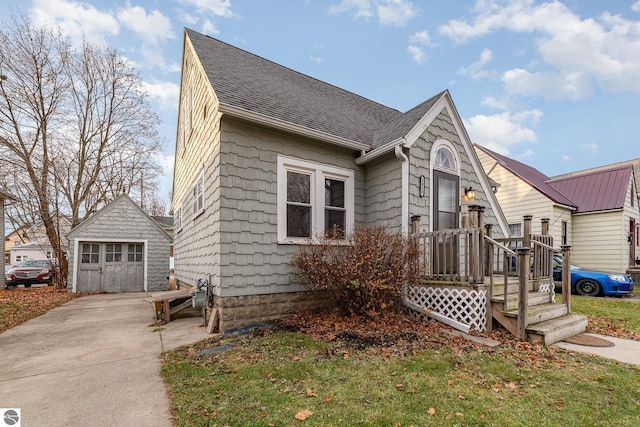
(67, 194, 172, 293)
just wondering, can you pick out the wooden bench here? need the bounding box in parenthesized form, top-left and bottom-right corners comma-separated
(149, 289, 194, 323)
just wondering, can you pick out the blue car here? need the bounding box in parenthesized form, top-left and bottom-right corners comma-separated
(553, 256, 635, 297)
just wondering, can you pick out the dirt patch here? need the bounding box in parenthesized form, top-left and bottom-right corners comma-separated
(563, 334, 615, 347)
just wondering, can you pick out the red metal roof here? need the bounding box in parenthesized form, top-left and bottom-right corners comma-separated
(548, 166, 632, 213)
(476, 144, 634, 213)
(475, 145, 576, 208)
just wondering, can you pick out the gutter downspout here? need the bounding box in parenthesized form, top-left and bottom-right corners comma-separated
(395, 144, 409, 233)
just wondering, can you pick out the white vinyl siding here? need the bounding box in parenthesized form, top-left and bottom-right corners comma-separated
(572, 211, 624, 272)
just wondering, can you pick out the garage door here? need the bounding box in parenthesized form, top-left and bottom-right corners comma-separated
(77, 243, 144, 292)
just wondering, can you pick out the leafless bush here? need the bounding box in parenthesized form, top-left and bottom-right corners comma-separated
(290, 224, 421, 317)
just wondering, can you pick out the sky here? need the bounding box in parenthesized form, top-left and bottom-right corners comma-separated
(2, 0, 640, 204)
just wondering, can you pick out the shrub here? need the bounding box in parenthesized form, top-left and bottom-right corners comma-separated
(290, 224, 420, 317)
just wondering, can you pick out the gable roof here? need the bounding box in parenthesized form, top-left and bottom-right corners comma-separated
(547, 165, 633, 213)
(67, 194, 172, 241)
(186, 28, 403, 149)
(552, 158, 640, 198)
(474, 144, 576, 209)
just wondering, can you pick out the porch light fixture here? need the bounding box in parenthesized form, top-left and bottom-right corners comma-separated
(465, 187, 476, 200)
(419, 175, 426, 197)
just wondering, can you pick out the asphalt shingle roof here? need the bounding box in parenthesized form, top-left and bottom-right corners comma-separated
(186, 28, 434, 148)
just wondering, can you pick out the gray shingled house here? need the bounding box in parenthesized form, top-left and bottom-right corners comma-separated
(172, 28, 516, 333)
(66, 194, 172, 293)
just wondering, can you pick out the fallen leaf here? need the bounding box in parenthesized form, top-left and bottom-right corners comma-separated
(324, 395, 332, 402)
(396, 383, 404, 391)
(295, 409, 313, 420)
(456, 412, 464, 417)
(306, 388, 317, 398)
(427, 408, 436, 415)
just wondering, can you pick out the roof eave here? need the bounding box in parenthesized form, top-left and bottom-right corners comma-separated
(220, 103, 369, 152)
(355, 138, 405, 165)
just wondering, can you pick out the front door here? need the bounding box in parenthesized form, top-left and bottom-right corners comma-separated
(433, 170, 459, 275)
(433, 170, 459, 231)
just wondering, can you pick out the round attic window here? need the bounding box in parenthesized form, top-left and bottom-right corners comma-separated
(434, 146, 456, 171)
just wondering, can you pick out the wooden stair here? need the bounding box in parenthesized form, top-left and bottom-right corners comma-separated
(491, 290, 587, 345)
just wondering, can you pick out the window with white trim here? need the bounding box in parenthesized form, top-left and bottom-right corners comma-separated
(192, 170, 204, 217)
(509, 223, 522, 237)
(278, 156, 354, 243)
(174, 204, 182, 231)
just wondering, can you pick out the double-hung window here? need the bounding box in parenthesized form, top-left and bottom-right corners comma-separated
(192, 170, 204, 218)
(278, 156, 354, 243)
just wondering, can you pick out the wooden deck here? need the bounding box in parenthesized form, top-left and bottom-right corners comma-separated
(409, 212, 585, 344)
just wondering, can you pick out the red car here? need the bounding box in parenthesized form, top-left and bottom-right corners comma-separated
(5, 260, 55, 288)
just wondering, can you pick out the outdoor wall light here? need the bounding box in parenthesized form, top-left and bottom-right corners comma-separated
(419, 175, 426, 197)
(465, 187, 476, 200)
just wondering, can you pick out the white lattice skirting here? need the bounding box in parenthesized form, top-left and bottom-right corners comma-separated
(406, 286, 487, 332)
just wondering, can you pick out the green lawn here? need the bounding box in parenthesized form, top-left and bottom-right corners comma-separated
(162, 303, 640, 426)
(571, 294, 640, 337)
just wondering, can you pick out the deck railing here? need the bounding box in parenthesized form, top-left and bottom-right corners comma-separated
(416, 227, 485, 284)
(411, 224, 572, 339)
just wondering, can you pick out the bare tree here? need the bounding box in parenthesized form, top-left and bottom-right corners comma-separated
(0, 14, 164, 286)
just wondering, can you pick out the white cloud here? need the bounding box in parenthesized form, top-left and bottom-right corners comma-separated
(200, 18, 220, 36)
(439, 0, 640, 98)
(407, 30, 431, 64)
(502, 68, 592, 100)
(377, 0, 419, 26)
(328, 0, 373, 20)
(117, 6, 174, 46)
(155, 152, 175, 177)
(329, 0, 418, 26)
(581, 142, 599, 156)
(464, 109, 542, 152)
(140, 80, 179, 111)
(409, 30, 431, 45)
(633, 1, 640, 12)
(177, 0, 234, 18)
(407, 45, 426, 64)
(458, 48, 493, 80)
(30, 0, 119, 46)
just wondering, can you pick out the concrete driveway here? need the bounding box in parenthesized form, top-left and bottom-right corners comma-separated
(0, 292, 211, 427)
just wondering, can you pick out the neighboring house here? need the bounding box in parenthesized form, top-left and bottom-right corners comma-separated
(172, 28, 509, 332)
(5, 217, 73, 266)
(4, 225, 29, 265)
(1, 189, 16, 289)
(152, 216, 175, 270)
(8, 242, 55, 266)
(475, 145, 640, 273)
(66, 194, 172, 293)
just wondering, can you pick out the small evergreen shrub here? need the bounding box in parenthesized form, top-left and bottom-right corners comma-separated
(290, 224, 420, 317)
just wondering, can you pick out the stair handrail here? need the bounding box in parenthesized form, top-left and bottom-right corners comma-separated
(516, 247, 531, 340)
(483, 235, 517, 312)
